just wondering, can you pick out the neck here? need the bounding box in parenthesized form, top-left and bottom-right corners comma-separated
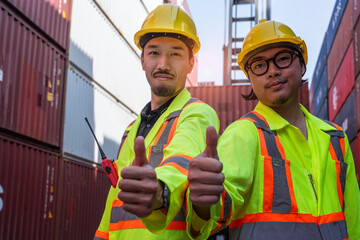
(151, 89, 181, 110)
(272, 101, 308, 139)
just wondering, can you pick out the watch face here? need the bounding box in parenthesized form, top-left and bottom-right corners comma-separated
(163, 184, 170, 207)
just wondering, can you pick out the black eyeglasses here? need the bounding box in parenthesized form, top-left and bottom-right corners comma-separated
(246, 50, 299, 76)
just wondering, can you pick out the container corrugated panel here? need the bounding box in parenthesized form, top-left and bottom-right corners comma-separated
(354, 17, 360, 78)
(0, 4, 66, 147)
(328, 42, 355, 121)
(326, 0, 349, 54)
(312, 34, 328, 90)
(314, 67, 328, 116)
(69, 0, 150, 113)
(353, 0, 360, 26)
(63, 65, 136, 162)
(318, 98, 329, 120)
(57, 158, 109, 240)
(187, 85, 259, 133)
(0, 135, 59, 240)
(356, 75, 360, 131)
(327, 0, 353, 88)
(94, 0, 148, 52)
(334, 90, 357, 142)
(5, 0, 72, 50)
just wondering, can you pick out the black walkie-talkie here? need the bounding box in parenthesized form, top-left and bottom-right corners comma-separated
(85, 118, 118, 188)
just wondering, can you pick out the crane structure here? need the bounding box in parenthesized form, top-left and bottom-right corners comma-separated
(223, 0, 271, 85)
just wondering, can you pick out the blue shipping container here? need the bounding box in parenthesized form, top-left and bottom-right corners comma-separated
(317, 98, 329, 121)
(326, 0, 349, 54)
(334, 90, 356, 142)
(312, 34, 328, 87)
(314, 67, 328, 116)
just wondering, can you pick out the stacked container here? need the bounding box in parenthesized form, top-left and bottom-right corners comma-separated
(0, 1, 70, 239)
(188, 84, 309, 134)
(311, 0, 360, 182)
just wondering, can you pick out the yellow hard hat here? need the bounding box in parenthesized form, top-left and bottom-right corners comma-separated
(134, 4, 200, 54)
(237, 19, 307, 77)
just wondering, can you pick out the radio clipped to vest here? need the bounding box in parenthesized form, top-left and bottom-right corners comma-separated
(85, 118, 119, 188)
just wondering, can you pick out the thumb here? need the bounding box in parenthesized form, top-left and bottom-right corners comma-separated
(132, 136, 148, 166)
(203, 126, 218, 159)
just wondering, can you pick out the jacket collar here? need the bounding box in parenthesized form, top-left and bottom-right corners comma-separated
(254, 101, 337, 132)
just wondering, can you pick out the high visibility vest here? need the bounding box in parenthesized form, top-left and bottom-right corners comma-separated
(228, 111, 348, 240)
(95, 90, 219, 240)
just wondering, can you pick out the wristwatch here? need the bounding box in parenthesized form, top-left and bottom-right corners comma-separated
(162, 183, 170, 208)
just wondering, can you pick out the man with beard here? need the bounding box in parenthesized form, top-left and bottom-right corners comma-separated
(186, 19, 360, 239)
(93, 4, 219, 240)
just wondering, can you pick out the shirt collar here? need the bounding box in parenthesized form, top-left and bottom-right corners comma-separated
(254, 101, 337, 132)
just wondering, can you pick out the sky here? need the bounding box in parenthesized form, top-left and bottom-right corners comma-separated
(187, 0, 337, 86)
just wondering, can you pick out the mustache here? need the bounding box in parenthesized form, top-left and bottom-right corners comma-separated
(153, 70, 175, 78)
(265, 79, 286, 88)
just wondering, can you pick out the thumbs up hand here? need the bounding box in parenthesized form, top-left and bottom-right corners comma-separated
(118, 136, 163, 218)
(188, 126, 225, 209)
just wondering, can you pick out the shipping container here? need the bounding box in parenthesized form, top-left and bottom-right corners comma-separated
(56, 158, 109, 240)
(312, 35, 328, 90)
(327, 0, 353, 87)
(69, 0, 150, 113)
(309, 81, 314, 113)
(317, 98, 329, 120)
(0, 135, 59, 240)
(94, 0, 149, 53)
(63, 65, 136, 162)
(313, 67, 328, 116)
(188, 85, 258, 133)
(4, 0, 72, 50)
(353, 0, 360, 26)
(326, 0, 349, 54)
(334, 91, 357, 142)
(328, 42, 355, 121)
(0, 4, 66, 147)
(354, 16, 360, 78)
(299, 82, 310, 111)
(356, 75, 360, 131)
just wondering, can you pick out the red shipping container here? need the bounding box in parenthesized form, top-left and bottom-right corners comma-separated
(356, 75, 360, 131)
(56, 158, 109, 240)
(4, 0, 72, 50)
(327, 0, 353, 88)
(0, 4, 66, 147)
(354, 0, 360, 26)
(328, 43, 355, 121)
(187, 85, 258, 133)
(355, 19, 360, 81)
(0, 135, 59, 240)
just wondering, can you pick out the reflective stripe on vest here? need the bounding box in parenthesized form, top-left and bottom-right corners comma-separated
(229, 111, 348, 240)
(323, 120, 347, 212)
(94, 230, 109, 240)
(210, 189, 233, 234)
(109, 200, 187, 231)
(117, 120, 135, 159)
(148, 98, 201, 172)
(109, 98, 202, 232)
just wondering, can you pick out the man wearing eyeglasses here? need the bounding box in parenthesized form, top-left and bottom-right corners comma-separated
(186, 19, 360, 239)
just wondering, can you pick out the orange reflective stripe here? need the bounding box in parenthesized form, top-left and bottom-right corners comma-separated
(112, 199, 124, 207)
(238, 117, 256, 123)
(210, 223, 222, 235)
(329, 142, 344, 208)
(109, 219, 146, 230)
(167, 117, 179, 144)
(161, 162, 189, 175)
(183, 100, 202, 109)
(284, 158, 298, 213)
(318, 212, 346, 225)
(153, 121, 168, 145)
(258, 128, 269, 156)
(263, 156, 273, 212)
(252, 111, 268, 124)
(229, 212, 346, 228)
(109, 219, 186, 231)
(274, 135, 286, 159)
(95, 230, 109, 239)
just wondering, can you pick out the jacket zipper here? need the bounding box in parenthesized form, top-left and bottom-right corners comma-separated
(308, 173, 318, 201)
